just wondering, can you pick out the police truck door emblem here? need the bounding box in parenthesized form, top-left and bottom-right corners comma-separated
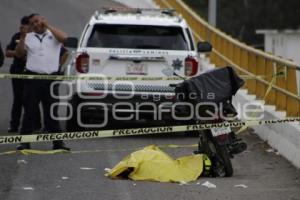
(172, 58, 183, 70)
(162, 67, 174, 77)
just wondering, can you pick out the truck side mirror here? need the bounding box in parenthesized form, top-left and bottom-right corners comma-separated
(197, 41, 212, 53)
(64, 37, 78, 48)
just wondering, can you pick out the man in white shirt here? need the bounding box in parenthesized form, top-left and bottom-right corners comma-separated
(16, 14, 70, 150)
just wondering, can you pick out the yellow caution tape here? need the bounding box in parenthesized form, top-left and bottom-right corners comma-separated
(0, 118, 299, 146)
(0, 73, 182, 81)
(0, 151, 16, 156)
(237, 72, 280, 134)
(0, 73, 284, 81)
(0, 149, 68, 156)
(20, 149, 70, 155)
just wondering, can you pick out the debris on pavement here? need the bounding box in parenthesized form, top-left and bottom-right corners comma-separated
(17, 159, 27, 165)
(22, 187, 34, 190)
(201, 181, 216, 188)
(80, 167, 96, 170)
(234, 184, 248, 188)
(266, 148, 280, 155)
(266, 148, 275, 153)
(61, 177, 69, 180)
(179, 181, 189, 186)
(104, 168, 111, 173)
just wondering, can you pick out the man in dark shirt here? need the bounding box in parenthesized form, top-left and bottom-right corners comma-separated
(0, 42, 4, 67)
(6, 16, 41, 132)
(16, 14, 70, 150)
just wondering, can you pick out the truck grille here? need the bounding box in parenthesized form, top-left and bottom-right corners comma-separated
(87, 83, 175, 93)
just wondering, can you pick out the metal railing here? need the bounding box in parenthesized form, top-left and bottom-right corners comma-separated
(154, 0, 300, 117)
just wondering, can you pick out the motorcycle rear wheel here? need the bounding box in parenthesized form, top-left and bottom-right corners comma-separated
(215, 144, 233, 177)
(200, 130, 233, 177)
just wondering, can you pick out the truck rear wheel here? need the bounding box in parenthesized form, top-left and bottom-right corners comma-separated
(66, 94, 82, 132)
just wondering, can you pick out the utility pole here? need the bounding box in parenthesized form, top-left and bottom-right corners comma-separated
(208, 0, 217, 27)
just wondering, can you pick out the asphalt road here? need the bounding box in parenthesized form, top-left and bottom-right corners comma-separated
(0, 1, 300, 200)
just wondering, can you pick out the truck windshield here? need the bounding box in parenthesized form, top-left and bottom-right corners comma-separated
(87, 24, 189, 50)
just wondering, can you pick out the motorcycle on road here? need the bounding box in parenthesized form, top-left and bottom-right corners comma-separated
(174, 66, 247, 177)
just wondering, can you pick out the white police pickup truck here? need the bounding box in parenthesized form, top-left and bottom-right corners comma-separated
(65, 8, 212, 130)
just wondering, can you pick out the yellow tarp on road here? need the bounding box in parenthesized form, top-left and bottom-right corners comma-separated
(106, 145, 206, 183)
